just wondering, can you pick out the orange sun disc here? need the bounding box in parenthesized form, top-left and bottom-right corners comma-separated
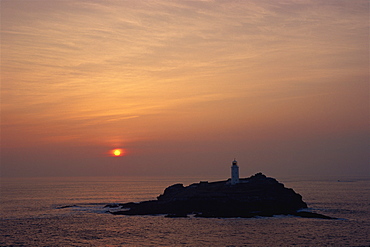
(111, 148, 124, 157)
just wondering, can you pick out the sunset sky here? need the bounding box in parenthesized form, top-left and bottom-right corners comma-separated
(1, 0, 369, 178)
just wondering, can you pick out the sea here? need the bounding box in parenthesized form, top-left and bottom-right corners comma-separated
(1, 175, 369, 246)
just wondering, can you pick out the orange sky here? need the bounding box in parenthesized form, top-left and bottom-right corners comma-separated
(1, 0, 369, 178)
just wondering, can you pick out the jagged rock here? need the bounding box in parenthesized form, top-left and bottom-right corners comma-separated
(107, 173, 333, 219)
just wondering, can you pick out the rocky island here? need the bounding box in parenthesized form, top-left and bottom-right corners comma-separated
(106, 172, 335, 219)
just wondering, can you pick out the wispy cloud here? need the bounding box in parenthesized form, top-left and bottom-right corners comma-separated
(1, 0, 368, 176)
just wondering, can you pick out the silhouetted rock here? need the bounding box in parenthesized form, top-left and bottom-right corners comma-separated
(107, 173, 333, 219)
(292, 211, 337, 219)
(57, 205, 77, 209)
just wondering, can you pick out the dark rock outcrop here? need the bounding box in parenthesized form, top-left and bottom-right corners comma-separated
(107, 173, 334, 219)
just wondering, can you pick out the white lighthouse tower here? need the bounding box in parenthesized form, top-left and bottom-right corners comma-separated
(231, 159, 239, 185)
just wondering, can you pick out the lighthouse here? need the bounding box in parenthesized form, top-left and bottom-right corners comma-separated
(231, 159, 239, 185)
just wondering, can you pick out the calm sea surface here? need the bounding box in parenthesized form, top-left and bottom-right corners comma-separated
(1, 176, 369, 246)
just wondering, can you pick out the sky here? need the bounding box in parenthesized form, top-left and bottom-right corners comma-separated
(1, 0, 369, 178)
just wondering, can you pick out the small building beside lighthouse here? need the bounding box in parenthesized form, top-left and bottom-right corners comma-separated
(230, 159, 239, 185)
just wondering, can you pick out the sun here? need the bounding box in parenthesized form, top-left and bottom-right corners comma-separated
(111, 148, 124, 157)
